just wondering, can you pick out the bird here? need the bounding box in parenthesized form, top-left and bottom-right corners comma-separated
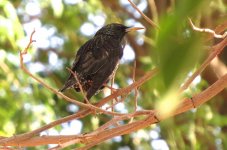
(59, 23, 143, 101)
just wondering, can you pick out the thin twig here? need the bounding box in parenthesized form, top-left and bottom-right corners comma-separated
(129, 61, 138, 123)
(189, 18, 227, 39)
(133, 61, 138, 112)
(103, 84, 118, 91)
(21, 29, 36, 55)
(110, 72, 115, 112)
(127, 0, 159, 29)
(148, 0, 158, 24)
(66, 67, 90, 104)
(106, 95, 128, 110)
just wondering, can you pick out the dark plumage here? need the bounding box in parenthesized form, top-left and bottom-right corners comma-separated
(59, 23, 143, 100)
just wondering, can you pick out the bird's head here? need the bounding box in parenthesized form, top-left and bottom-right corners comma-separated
(95, 23, 144, 40)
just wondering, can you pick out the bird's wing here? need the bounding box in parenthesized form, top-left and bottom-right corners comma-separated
(77, 46, 109, 76)
(59, 40, 93, 92)
(60, 37, 120, 92)
(80, 37, 125, 76)
(71, 38, 109, 75)
(71, 39, 93, 71)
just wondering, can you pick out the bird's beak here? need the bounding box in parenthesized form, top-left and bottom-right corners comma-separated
(125, 27, 144, 32)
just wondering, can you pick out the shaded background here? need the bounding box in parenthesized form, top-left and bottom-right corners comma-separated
(0, 0, 226, 149)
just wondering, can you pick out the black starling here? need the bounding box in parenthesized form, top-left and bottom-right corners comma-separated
(59, 23, 143, 100)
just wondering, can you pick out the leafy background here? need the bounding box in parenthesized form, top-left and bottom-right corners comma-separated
(0, 0, 226, 149)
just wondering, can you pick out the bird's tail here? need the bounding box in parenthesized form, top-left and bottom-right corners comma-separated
(58, 85, 68, 92)
(59, 78, 76, 92)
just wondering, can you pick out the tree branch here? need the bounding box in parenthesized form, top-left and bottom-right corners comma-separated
(189, 18, 227, 39)
(127, 0, 159, 29)
(2, 73, 226, 148)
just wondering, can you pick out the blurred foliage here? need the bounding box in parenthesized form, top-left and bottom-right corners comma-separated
(0, 0, 226, 149)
